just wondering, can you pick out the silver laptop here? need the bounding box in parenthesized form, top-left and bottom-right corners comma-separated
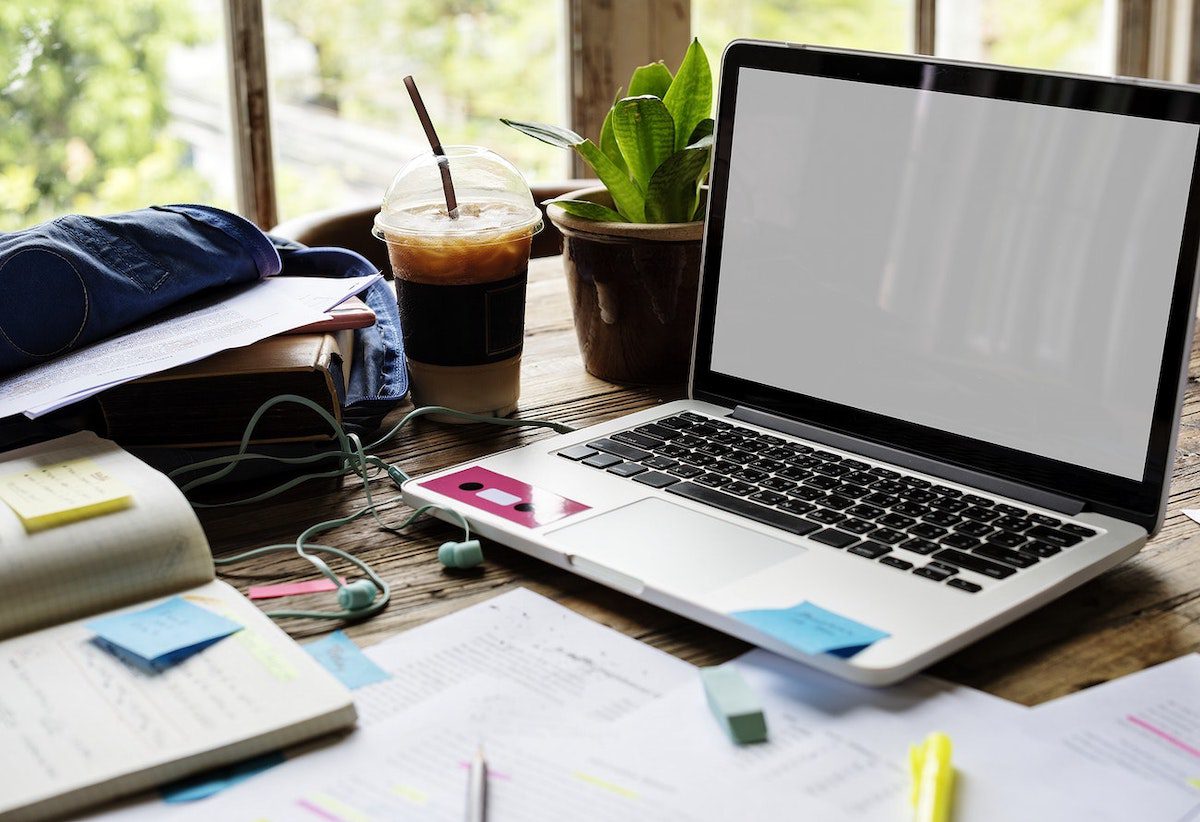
(405, 41, 1200, 685)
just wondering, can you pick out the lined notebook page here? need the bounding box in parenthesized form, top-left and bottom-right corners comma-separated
(0, 579, 356, 820)
(0, 432, 214, 639)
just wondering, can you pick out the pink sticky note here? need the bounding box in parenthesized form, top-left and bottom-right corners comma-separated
(247, 578, 345, 600)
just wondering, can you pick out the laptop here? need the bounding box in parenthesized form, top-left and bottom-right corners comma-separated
(405, 41, 1200, 685)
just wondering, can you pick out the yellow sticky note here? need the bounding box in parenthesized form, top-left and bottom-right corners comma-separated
(0, 458, 133, 532)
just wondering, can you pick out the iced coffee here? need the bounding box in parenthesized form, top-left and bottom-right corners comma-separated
(374, 147, 542, 419)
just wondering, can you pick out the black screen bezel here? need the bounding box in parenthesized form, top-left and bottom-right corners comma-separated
(692, 42, 1200, 532)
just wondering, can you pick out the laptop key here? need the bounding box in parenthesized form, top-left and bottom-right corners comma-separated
(1020, 540, 1061, 558)
(834, 483, 871, 499)
(961, 494, 994, 507)
(872, 480, 905, 495)
(710, 460, 740, 474)
(878, 513, 915, 530)
(899, 537, 938, 555)
(988, 531, 1026, 549)
(901, 477, 932, 490)
(846, 503, 885, 520)
(840, 459, 869, 471)
(633, 471, 679, 489)
(840, 517, 875, 535)
(848, 541, 890, 559)
(613, 431, 665, 450)
(781, 499, 817, 515)
(731, 468, 768, 483)
(1027, 513, 1063, 528)
(822, 494, 854, 510)
(931, 549, 1016, 579)
(930, 485, 962, 497)
(955, 520, 994, 538)
(993, 515, 1031, 532)
(941, 533, 981, 550)
(656, 444, 690, 458)
(749, 490, 787, 506)
(778, 466, 812, 481)
(947, 578, 983, 593)
(868, 467, 900, 479)
(961, 506, 1002, 523)
(931, 497, 969, 513)
(588, 439, 651, 462)
(559, 445, 598, 461)
(862, 492, 898, 507)
(582, 453, 622, 469)
(993, 503, 1025, 517)
(658, 416, 693, 431)
(723, 481, 758, 496)
(695, 472, 729, 487)
(974, 544, 1038, 568)
(761, 477, 796, 492)
(679, 452, 717, 467)
(879, 555, 913, 570)
(923, 511, 962, 528)
(901, 489, 938, 504)
(608, 462, 647, 477)
(910, 523, 946, 540)
(789, 486, 826, 501)
(809, 529, 859, 548)
(892, 501, 926, 517)
(642, 455, 677, 470)
(636, 423, 680, 441)
(843, 471, 878, 486)
(869, 527, 906, 545)
(806, 475, 841, 490)
(812, 450, 842, 462)
(808, 509, 846, 525)
(666, 482, 821, 536)
(1025, 525, 1083, 547)
(913, 565, 954, 582)
(1061, 523, 1097, 539)
(667, 464, 705, 479)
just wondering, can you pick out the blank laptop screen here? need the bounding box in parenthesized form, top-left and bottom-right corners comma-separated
(709, 67, 1200, 481)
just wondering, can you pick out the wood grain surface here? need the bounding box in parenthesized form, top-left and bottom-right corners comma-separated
(200, 255, 1200, 706)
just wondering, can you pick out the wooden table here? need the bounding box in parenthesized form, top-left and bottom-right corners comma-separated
(201, 256, 1200, 707)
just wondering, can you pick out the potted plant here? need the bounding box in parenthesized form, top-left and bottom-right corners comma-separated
(503, 39, 712, 385)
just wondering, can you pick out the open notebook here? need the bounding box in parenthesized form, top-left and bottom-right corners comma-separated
(0, 432, 356, 821)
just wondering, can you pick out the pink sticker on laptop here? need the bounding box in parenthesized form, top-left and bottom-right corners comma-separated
(420, 466, 589, 528)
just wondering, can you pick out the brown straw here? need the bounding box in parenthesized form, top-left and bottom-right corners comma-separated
(403, 75, 459, 219)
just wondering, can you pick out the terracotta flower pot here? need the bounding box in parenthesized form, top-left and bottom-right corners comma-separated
(547, 186, 703, 386)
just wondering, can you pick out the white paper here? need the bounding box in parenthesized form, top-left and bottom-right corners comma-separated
(81, 588, 696, 819)
(1029, 654, 1200, 816)
(1182, 509, 1200, 526)
(0, 275, 378, 419)
(609, 649, 1179, 821)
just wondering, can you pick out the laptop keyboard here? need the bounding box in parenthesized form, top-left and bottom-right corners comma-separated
(557, 411, 1101, 595)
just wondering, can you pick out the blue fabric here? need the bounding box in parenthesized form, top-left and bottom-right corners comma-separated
(0, 206, 407, 423)
(268, 238, 409, 407)
(0, 204, 279, 375)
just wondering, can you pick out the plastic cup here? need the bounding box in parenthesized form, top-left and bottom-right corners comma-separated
(373, 146, 542, 420)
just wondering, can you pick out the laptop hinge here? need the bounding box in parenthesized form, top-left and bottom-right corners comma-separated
(729, 406, 1086, 515)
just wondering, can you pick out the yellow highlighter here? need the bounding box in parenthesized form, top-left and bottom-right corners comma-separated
(909, 731, 955, 822)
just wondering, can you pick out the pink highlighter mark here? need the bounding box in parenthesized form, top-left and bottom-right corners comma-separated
(248, 578, 345, 600)
(1127, 715, 1200, 759)
(295, 799, 343, 822)
(421, 466, 589, 528)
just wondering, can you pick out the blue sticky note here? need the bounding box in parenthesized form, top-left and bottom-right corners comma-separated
(304, 630, 391, 690)
(160, 751, 285, 803)
(731, 601, 889, 658)
(87, 597, 242, 666)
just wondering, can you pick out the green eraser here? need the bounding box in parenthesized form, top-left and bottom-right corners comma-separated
(700, 664, 769, 745)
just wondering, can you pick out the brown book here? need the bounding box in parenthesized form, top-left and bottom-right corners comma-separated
(96, 331, 352, 447)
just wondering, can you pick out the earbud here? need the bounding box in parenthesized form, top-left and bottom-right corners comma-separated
(336, 579, 380, 610)
(438, 539, 484, 569)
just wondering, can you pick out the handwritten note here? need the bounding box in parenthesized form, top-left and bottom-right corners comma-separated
(731, 600, 889, 657)
(304, 631, 391, 690)
(87, 597, 243, 666)
(0, 457, 132, 532)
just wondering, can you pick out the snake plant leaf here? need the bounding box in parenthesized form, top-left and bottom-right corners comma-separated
(544, 198, 626, 222)
(645, 134, 713, 223)
(662, 38, 713, 151)
(574, 138, 646, 222)
(612, 95, 675, 191)
(628, 61, 673, 99)
(687, 118, 714, 146)
(599, 107, 628, 177)
(500, 118, 584, 149)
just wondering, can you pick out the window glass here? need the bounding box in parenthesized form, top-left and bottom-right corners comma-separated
(265, 0, 567, 221)
(937, 0, 1116, 74)
(0, 0, 234, 231)
(694, 0, 912, 58)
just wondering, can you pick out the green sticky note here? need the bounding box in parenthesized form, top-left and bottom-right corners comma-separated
(700, 664, 768, 745)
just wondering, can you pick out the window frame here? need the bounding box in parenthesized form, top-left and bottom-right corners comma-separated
(224, 0, 1198, 228)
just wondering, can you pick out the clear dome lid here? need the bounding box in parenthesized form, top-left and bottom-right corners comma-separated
(373, 145, 542, 242)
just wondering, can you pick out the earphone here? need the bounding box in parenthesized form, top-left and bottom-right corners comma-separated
(169, 393, 573, 621)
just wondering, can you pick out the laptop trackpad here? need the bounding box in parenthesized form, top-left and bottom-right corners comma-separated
(548, 498, 803, 598)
